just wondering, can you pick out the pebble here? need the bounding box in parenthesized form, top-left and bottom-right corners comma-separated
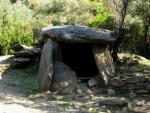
(88, 78, 97, 87)
(108, 89, 116, 95)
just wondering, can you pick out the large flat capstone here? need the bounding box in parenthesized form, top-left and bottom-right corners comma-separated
(41, 25, 116, 43)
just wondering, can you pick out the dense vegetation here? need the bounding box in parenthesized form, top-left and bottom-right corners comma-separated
(0, 0, 149, 58)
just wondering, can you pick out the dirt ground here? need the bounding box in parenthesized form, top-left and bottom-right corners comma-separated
(0, 55, 149, 113)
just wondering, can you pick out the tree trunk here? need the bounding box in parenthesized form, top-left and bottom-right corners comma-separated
(112, 28, 126, 62)
(143, 25, 149, 45)
(141, 24, 149, 54)
(111, 0, 130, 62)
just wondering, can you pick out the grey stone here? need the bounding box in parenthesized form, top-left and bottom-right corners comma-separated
(129, 92, 136, 98)
(119, 86, 128, 91)
(135, 89, 149, 94)
(125, 76, 146, 84)
(65, 109, 88, 113)
(14, 51, 34, 58)
(14, 48, 41, 58)
(77, 83, 92, 94)
(11, 44, 31, 52)
(31, 48, 42, 54)
(108, 89, 116, 95)
(143, 70, 150, 73)
(117, 90, 128, 93)
(93, 46, 115, 85)
(127, 84, 135, 90)
(88, 78, 97, 87)
(41, 25, 116, 44)
(52, 61, 77, 94)
(14, 58, 31, 63)
(136, 83, 144, 87)
(99, 98, 128, 107)
(37, 39, 53, 91)
(52, 41, 62, 62)
(135, 83, 144, 90)
(144, 82, 150, 90)
(109, 77, 125, 87)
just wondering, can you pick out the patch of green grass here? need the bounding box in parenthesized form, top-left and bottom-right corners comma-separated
(118, 58, 150, 78)
(11, 65, 39, 96)
(131, 60, 150, 77)
(140, 60, 150, 67)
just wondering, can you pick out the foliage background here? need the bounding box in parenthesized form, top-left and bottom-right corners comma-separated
(0, 0, 149, 57)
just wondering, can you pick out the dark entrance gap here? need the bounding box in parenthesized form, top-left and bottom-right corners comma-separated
(60, 43, 98, 78)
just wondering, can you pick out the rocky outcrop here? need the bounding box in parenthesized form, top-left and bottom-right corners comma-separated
(11, 44, 41, 68)
(99, 98, 128, 108)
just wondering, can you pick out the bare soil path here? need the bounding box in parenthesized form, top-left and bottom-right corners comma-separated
(0, 56, 48, 113)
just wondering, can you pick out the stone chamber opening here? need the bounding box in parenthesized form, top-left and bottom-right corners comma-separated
(60, 43, 98, 79)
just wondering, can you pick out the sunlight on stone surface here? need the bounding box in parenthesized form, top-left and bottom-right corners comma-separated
(0, 56, 12, 64)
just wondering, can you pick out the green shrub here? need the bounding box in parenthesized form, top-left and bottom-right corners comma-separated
(88, 1, 115, 29)
(34, 0, 66, 15)
(88, 13, 115, 30)
(51, 14, 62, 26)
(0, 1, 34, 54)
(90, 1, 108, 16)
(0, 1, 48, 54)
(32, 0, 114, 27)
(0, 0, 115, 54)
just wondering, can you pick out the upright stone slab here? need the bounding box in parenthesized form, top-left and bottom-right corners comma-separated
(93, 46, 115, 85)
(37, 39, 53, 91)
(52, 41, 62, 62)
(52, 62, 77, 94)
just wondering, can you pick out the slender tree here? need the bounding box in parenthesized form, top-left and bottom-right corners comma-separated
(109, 0, 131, 62)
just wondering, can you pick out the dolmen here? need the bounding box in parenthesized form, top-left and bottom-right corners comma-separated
(37, 25, 116, 93)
